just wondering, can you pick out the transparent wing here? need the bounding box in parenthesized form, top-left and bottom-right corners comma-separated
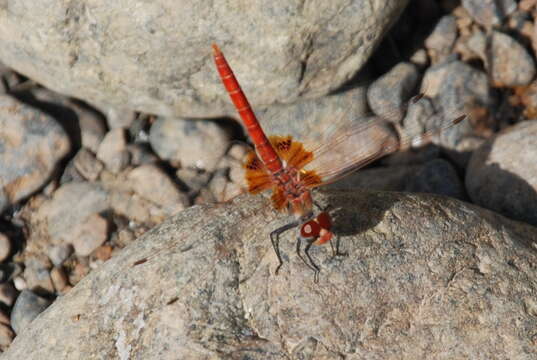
(303, 111, 466, 187)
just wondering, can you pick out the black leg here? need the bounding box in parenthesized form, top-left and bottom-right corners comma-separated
(303, 238, 321, 282)
(270, 220, 300, 275)
(330, 235, 347, 258)
(313, 201, 331, 212)
(296, 237, 320, 274)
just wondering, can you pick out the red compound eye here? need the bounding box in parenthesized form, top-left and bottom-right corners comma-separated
(316, 212, 332, 230)
(300, 219, 321, 238)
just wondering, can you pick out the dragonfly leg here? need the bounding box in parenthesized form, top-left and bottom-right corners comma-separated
(296, 237, 321, 275)
(270, 220, 300, 275)
(329, 235, 348, 258)
(303, 238, 321, 283)
(313, 201, 332, 212)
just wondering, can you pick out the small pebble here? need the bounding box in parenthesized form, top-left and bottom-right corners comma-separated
(367, 62, 420, 123)
(128, 114, 152, 143)
(209, 172, 245, 202)
(401, 96, 435, 137)
(59, 156, 86, 184)
(23, 258, 54, 294)
(36, 182, 109, 243)
(0, 282, 18, 307)
(227, 143, 249, 160)
(93, 245, 113, 262)
(0, 322, 14, 347)
(10, 289, 52, 334)
(108, 191, 152, 224)
(425, 15, 458, 62)
(462, 0, 516, 27)
(73, 148, 104, 181)
(519, 0, 537, 11)
(421, 60, 489, 157)
(116, 229, 136, 248)
(228, 162, 247, 186)
(71, 213, 109, 257)
(489, 31, 535, 86)
(409, 48, 429, 68)
(507, 9, 532, 32)
(0, 233, 11, 262)
(50, 266, 69, 293)
(458, 29, 487, 63)
(47, 244, 74, 267)
(454, 5, 473, 36)
(176, 167, 211, 192)
(13, 276, 27, 291)
(70, 262, 89, 286)
(103, 106, 136, 129)
(194, 187, 217, 205)
(96, 128, 131, 173)
(72, 102, 107, 153)
(149, 117, 231, 171)
(128, 164, 189, 215)
(127, 143, 158, 166)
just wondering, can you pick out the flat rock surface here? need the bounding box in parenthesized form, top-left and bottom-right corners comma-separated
(0, 0, 408, 117)
(4, 191, 537, 359)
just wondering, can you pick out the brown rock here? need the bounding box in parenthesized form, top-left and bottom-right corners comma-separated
(93, 245, 113, 262)
(127, 164, 188, 215)
(36, 182, 109, 244)
(71, 213, 109, 257)
(96, 128, 130, 173)
(73, 148, 104, 181)
(50, 267, 69, 293)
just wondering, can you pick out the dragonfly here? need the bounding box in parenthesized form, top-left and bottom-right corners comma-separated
(212, 44, 466, 279)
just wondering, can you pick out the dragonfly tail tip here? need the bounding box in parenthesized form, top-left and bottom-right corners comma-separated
(212, 43, 221, 55)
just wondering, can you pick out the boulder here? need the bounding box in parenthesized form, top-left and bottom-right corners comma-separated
(4, 191, 537, 359)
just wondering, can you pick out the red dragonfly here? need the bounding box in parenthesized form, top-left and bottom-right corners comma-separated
(212, 44, 465, 278)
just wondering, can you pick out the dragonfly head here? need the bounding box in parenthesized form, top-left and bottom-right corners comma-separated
(300, 211, 333, 245)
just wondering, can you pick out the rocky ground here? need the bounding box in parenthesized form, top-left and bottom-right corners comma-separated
(1, 0, 537, 358)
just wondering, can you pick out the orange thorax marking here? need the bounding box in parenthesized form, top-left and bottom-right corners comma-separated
(244, 135, 322, 214)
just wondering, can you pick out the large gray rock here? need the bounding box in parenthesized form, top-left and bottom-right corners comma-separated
(0, 1, 408, 117)
(4, 191, 537, 359)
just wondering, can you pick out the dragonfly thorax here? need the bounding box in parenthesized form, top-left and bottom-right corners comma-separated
(270, 166, 313, 217)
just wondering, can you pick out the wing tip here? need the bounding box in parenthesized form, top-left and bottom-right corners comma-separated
(453, 114, 466, 125)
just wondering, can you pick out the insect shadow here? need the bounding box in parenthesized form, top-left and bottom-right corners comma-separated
(321, 189, 402, 239)
(321, 130, 537, 256)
